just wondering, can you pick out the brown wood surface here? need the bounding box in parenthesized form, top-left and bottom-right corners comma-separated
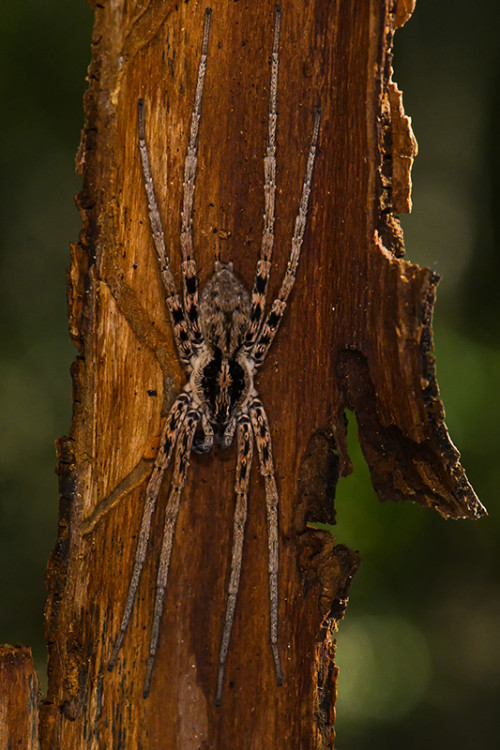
(0, 645, 39, 748)
(40, 0, 485, 748)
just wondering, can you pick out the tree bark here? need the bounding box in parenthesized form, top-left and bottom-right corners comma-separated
(36, 0, 485, 748)
(0, 645, 39, 749)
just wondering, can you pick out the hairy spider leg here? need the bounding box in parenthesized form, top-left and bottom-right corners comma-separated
(252, 105, 321, 366)
(108, 391, 192, 671)
(143, 407, 200, 697)
(180, 8, 212, 348)
(215, 415, 254, 705)
(245, 4, 281, 349)
(249, 396, 283, 686)
(137, 99, 193, 366)
(193, 409, 215, 454)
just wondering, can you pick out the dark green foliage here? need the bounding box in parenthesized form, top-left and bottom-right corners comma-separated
(0, 1, 92, 687)
(1, 1, 498, 746)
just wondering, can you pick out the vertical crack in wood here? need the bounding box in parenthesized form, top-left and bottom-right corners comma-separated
(294, 430, 361, 747)
(38, 1, 487, 746)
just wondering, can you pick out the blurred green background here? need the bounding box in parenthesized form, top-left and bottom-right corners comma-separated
(0, 0, 93, 671)
(0, 1, 498, 747)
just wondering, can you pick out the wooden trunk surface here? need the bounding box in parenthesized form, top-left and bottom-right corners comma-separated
(41, 0, 484, 748)
(0, 645, 39, 749)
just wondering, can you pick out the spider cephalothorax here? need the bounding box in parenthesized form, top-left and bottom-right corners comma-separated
(108, 6, 321, 705)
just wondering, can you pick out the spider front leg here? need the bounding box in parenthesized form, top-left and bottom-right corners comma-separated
(143, 407, 200, 697)
(216, 415, 253, 705)
(108, 391, 192, 672)
(249, 396, 283, 687)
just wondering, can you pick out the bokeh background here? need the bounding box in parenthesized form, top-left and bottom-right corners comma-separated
(0, 1, 498, 747)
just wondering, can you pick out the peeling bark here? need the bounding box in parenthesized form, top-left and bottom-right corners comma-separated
(32, 0, 485, 748)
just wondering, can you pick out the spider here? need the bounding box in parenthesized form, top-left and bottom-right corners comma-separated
(107, 5, 321, 705)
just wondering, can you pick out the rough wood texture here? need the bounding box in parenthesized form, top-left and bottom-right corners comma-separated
(41, 0, 485, 748)
(0, 645, 39, 748)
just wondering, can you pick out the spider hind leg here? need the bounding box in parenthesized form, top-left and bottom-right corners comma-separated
(245, 4, 282, 350)
(252, 105, 321, 366)
(179, 8, 213, 349)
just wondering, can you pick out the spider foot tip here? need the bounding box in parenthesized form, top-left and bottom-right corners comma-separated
(143, 685, 151, 699)
(272, 646, 283, 685)
(107, 647, 119, 672)
(215, 666, 225, 705)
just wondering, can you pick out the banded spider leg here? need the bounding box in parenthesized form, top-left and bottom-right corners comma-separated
(215, 7, 321, 703)
(108, 5, 321, 705)
(108, 9, 212, 691)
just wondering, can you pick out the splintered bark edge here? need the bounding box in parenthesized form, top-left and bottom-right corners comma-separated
(332, 0, 487, 522)
(39, 0, 484, 748)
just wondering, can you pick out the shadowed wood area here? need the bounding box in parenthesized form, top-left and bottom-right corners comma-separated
(39, 0, 485, 748)
(0, 645, 39, 748)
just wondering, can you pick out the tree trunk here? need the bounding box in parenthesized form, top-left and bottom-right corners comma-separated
(34, 0, 485, 748)
(0, 645, 39, 749)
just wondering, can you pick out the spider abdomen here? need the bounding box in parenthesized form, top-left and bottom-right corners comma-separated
(199, 262, 251, 355)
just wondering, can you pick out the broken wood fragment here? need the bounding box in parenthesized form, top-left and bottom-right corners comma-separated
(37, 1, 485, 747)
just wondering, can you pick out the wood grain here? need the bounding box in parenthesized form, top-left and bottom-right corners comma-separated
(41, 1, 485, 747)
(0, 645, 39, 749)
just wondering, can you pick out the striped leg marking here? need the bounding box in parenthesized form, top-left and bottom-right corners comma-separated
(245, 5, 281, 350)
(252, 106, 321, 366)
(137, 100, 193, 365)
(143, 407, 200, 697)
(249, 397, 283, 686)
(108, 392, 192, 671)
(180, 9, 212, 347)
(215, 415, 254, 705)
